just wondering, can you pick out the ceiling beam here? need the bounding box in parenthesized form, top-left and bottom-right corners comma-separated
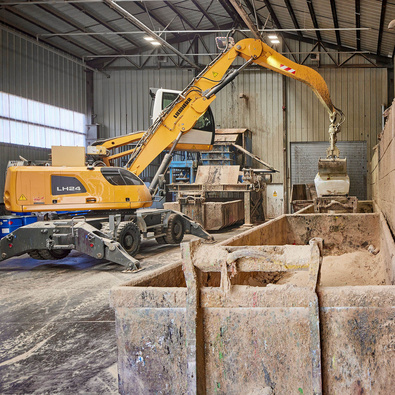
(0, 20, 82, 59)
(191, 0, 219, 29)
(330, 0, 341, 47)
(355, 0, 361, 51)
(377, 0, 387, 56)
(262, 0, 283, 32)
(284, 0, 303, 38)
(35, 3, 123, 53)
(71, 2, 139, 48)
(260, 0, 298, 62)
(133, 2, 180, 40)
(85, 21, 235, 69)
(217, 0, 244, 27)
(3, 6, 97, 55)
(103, 0, 199, 68)
(279, 30, 391, 64)
(164, 0, 196, 30)
(229, 0, 261, 40)
(306, 0, 322, 42)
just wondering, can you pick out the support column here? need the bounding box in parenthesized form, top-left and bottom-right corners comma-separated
(244, 190, 252, 225)
(282, 73, 289, 214)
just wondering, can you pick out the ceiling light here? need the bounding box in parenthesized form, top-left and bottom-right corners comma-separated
(144, 36, 154, 41)
(151, 41, 161, 46)
(271, 40, 280, 44)
(268, 35, 278, 39)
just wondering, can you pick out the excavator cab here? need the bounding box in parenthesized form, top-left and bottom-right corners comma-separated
(149, 88, 215, 150)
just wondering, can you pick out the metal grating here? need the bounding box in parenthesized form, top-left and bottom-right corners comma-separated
(290, 141, 367, 200)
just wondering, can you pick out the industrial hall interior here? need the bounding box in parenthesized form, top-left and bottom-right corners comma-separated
(0, 0, 395, 393)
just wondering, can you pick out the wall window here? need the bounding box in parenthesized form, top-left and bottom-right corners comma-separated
(0, 92, 86, 148)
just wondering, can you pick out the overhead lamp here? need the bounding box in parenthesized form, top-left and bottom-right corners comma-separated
(271, 39, 280, 44)
(151, 41, 161, 46)
(268, 35, 278, 39)
(144, 36, 154, 41)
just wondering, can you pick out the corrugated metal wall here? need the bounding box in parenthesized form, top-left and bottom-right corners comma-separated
(287, 67, 387, 158)
(94, 68, 194, 138)
(0, 27, 87, 203)
(212, 70, 284, 181)
(0, 27, 86, 113)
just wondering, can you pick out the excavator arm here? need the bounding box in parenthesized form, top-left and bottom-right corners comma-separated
(126, 38, 341, 178)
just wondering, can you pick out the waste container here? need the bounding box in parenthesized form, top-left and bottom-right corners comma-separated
(111, 211, 395, 394)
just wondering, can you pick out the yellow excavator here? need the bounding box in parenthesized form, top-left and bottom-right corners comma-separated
(1, 37, 344, 269)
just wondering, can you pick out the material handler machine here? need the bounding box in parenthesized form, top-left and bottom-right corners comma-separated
(0, 36, 345, 270)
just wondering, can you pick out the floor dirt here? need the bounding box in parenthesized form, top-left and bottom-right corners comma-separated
(0, 224, 247, 394)
(277, 249, 389, 287)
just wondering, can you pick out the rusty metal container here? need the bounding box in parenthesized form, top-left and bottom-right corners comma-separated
(111, 211, 395, 394)
(164, 199, 244, 230)
(291, 183, 316, 212)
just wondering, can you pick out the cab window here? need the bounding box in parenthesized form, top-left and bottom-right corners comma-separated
(101, 168, 143, 186)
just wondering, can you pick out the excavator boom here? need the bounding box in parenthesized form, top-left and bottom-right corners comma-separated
(126, 38, 338, 177)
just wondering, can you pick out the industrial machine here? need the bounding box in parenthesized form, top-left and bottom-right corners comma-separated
(1, 36, 344, 269)
(166, 129, 277, 230)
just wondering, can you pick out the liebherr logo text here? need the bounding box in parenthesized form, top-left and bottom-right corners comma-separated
(56, 186, 82, 192)
(173, 98, 191, 119)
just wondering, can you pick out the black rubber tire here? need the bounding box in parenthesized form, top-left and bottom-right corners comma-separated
(28, 250, 46, 260)
(116, 221, 141, 256)
(48, 249, 71, 259)
(164, 214, 185, 244)
(36, 249, 71, 260)
(37, 249, 54, 260)
(154, 228, 167, 244)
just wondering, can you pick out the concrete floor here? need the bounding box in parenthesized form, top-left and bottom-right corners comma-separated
(0, 226, 246, 394)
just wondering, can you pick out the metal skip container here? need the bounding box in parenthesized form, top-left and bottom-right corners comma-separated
(111, 212, 395, 394)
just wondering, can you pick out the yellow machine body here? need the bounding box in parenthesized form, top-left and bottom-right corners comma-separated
(4, 166, 152, 213)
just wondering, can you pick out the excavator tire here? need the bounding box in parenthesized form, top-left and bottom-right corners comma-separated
(154, 227, 167, 244)
(48, 249, 71, 259)
(35, 249, 71, 260)
(116, 221, 141, 257)
(164, 214, 185, 244)
(28, 250, 46, 260)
